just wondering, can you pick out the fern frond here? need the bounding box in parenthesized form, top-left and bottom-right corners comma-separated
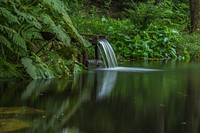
(41, 14, 70, 45)
(42, 0, 68, 14)
(19, 24, 42, 41)
(62, 13, 91, 47)
(21, 55, 55, 79)
(0, 34, 13, 51)
(52, 24, 70, 45)
(0, 24, 15, 36)
(42, 0, 90, 46)
(0, 7, 19, 24)
(13, 5, 42, 29)
(13, 33, 27, 51)
(0, 24, 27, 51)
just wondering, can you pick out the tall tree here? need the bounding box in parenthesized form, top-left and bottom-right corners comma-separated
(189, 0, 200, 33)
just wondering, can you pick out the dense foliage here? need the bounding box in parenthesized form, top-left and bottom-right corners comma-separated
(69, 1, 190, 60)
(0, 0, 90, 79)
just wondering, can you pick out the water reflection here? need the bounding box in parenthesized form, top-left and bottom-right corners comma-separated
(93, 71, 117, 100)
(1, 61, 200, 132)
(65, 62, 200, 133)
(0, 119, 32, 132)
(0, 70, 117, 132)
(184, 68, 200, 133)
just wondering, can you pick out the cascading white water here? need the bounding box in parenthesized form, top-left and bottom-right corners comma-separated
(98, 39, 118, 68)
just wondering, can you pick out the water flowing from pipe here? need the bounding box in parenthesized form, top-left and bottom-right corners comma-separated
(98, 39, 118, 68)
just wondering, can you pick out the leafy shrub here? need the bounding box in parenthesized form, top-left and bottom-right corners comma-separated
(71, 14, 187, 60)
(0, 0, 89, 79)
(130, 24, 182, 59)
(181, 33, 200, 59)
(70, 0, 190, 60)
(124, 1, 189, 31)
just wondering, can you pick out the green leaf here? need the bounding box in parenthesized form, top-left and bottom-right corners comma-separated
(13, 33, 27, 51)
(21, 57, 38, 79)
(43, 0, 68, 14)
(0, 24, 27, 51)
(21, 56, 55, 79)
(0, 34, 13, 51)
(0, 7, 19, 24)
(13, 5, 42, 29)
(164, 37, 169, 43)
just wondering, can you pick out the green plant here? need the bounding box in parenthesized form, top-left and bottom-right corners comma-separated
(124, 1, 189, 30)
(143, 24, 182, 58)
(0, 0, 90, 79)
(21, 54, 55, 79)
(68, 0, 190, 61)
(181, 33, 200, 59)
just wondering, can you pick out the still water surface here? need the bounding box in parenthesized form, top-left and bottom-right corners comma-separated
(1, 61, 200, 133)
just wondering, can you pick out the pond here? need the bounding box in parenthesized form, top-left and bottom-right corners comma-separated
(0, 60, 200, 133)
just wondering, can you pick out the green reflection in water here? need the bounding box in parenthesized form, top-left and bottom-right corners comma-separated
(0, 75, 90, 132)
(0, 61, 200, 133)
(0, 119, 32, 132)
(66, 61, 200, 133)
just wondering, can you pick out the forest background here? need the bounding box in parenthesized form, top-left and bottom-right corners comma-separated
(0, 0, 200, 79)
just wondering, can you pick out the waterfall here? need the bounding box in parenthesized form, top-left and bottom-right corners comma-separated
(97, 39, 118, 68)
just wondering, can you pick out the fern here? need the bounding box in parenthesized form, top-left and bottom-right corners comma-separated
(41, 14, 70, 45)
(42, 0, 91, 47)
(13, 5, 42, 29)
(0, 7, 19, 24)
(62, 13, 91, 47)
(42, 0, 68, 14)
(19, 24, 42, 41)
(13, 33, 27, 51)
(0, 34, 13, 51)
(0, 0, 90, 78)
(21, 55, 55, 79)
(21, 57, 38, 79)
(0, 24, 27, 52)
(54, 24, 70, 45)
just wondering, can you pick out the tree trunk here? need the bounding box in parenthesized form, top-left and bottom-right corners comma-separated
(189, 0, 200, 33)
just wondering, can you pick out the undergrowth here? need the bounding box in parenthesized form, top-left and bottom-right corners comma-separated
(69, 1, 190, 60)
